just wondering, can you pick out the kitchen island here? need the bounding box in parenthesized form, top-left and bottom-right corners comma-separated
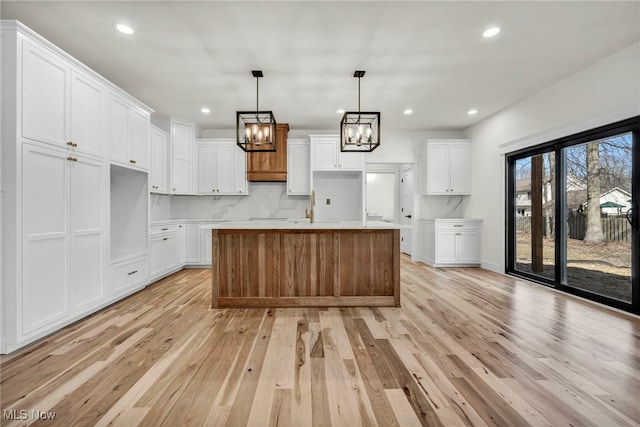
(207, 221, 400, 308)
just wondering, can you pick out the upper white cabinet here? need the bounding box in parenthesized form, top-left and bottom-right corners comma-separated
(21, 39, 107, 159)
(310, 135, 363, 171)
(421, 140, 471, 195)
(170, 119, 195, 194)
(109, 93, 150, 171)
(196, 139, 248, 195)
(287, 139, 310, 195)
(150, 125, 168, 193)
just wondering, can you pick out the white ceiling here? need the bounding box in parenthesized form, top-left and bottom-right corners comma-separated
(2, 1, 639, 132)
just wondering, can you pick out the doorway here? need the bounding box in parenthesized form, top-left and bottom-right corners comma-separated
(507, 117, 639, 314)
(400, 168, 414, 255)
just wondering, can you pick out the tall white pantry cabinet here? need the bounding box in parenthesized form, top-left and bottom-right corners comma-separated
(1, 21, 153, 353)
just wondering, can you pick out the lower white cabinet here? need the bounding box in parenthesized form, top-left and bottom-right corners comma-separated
(421, 219, 482, 267)
(112, 255, 148, 296)
(22, 142, 107, 335)
(183, 222, 215, 266)
(149, 222, 184, 281)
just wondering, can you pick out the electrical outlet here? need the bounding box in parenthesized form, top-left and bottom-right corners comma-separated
(326, 198, 331, 205)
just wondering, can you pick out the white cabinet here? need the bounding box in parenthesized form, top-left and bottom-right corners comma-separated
(421, 140, 471, 195)
(287, 139, 310, 195)
(310, 135, 363, 171)
(2, 22, 154, 354)
(196, 139, 248, 195)
(112, 255, 148, 296)
(21, 39, 107, 159)
(421, 219, 481, 267)
(109, 94, 150, 170)
(170, 119, 195, 194)
(184, 223, 215, 266)
(22, 143, 106, 334)
(176, 222, 186, 265)
(149, 224, 178, 281)
(150, 125, 168, 193)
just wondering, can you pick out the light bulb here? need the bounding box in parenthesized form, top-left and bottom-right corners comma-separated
(245, 127, 251, 141)
(252, 124, 258, 136)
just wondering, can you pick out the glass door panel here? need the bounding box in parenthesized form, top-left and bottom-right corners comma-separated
(514, 153, 556, 280)
(562, 133, 633, 303)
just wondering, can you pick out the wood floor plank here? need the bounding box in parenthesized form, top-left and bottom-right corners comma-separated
(1, 256, 638, 426)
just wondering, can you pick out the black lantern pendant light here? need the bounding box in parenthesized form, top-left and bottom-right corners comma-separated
(340, 70, 380, 152)
(237, 70, 277, 152)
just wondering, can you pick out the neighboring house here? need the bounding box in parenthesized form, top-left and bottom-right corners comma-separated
(599, 187, 632, 215)
(515, 179, 629, 216)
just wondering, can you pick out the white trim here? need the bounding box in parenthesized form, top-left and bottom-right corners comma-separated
(481, 260, 502, 274)
(499, 105, 639, 155)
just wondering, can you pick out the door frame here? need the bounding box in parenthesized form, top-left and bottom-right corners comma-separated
(506, 116, 640, 315)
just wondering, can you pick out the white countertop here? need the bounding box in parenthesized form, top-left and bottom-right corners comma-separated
(199, 219, 401, 230)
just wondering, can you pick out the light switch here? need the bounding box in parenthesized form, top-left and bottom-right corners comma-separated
(326, 198, 331, 205)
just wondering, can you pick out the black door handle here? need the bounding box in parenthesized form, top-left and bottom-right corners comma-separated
(404, 215, 412, 218)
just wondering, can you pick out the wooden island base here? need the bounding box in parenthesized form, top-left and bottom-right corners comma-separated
(211, 228, 400, 308)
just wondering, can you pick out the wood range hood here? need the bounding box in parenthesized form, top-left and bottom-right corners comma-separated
(246, 123, 289, 182)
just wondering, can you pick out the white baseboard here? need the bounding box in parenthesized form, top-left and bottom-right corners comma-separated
(481, 260, 503, 274)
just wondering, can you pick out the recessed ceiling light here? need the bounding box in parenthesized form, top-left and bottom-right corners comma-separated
(201, 107, 211, 114)
(483, 27, 500, 38)
(115, 23, 134, 35)
(403, 109, 413, 115)
(337, 109, 345, 114)
(468, 109, 478, 115)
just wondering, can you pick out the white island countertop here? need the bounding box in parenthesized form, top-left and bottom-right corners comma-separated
(199, 219, 401, 230)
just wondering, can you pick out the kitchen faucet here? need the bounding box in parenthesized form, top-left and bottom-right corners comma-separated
(305, 190, 315, 223)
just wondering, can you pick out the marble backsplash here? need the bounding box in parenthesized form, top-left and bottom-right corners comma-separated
(152, 182, 310, 220)
(420, 195, 465, 218)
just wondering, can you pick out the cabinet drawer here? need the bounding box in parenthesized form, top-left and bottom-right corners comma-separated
(150, 223, 178, 235)
(436, 221, 480, 231)
(113, 257, 147, 292)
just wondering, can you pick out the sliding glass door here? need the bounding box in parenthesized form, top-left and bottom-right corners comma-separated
(507, 117, 639, 314)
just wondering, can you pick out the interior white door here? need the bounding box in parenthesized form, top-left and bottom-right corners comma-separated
(400, 168, 414, 255)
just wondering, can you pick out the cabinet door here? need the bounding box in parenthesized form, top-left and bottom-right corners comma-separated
(185, 224, 201, 263)
(128, 107, 149, 169)
(22, 144, 69, 334)
(171, 122, 194, 194)
(449, 143, 471, 195)
(149, 237, 164, 279)
(215, 143, 236, 194)
(435, 231, 458, 264)
(176, 223, 186, 265)
(69, 155, 105, 309)
(109, 96, 129, 164)
(162, 234, 178, 271)
(21, 39, 69, 147)
(150, 127, 168, 193)
(313, 139, 338, 170)
(234, 145, 248, 195)
(200, 229, 213, 265)
(457, 231, 480, 264)
(197, 144, 216, 194)
(337, 151, 363, 170)
(426, 143, 449, 194)
(70, 71, 105, 158)
(288, 142, 310, 195)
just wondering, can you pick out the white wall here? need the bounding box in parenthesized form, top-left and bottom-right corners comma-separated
(313, 172, 363, 222)
(464, 42, 640, 273)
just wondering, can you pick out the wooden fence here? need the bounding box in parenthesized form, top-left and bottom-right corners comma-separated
(516, 214, 631, 242)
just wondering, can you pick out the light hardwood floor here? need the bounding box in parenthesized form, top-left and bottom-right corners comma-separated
(1, 256, 639, 426)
